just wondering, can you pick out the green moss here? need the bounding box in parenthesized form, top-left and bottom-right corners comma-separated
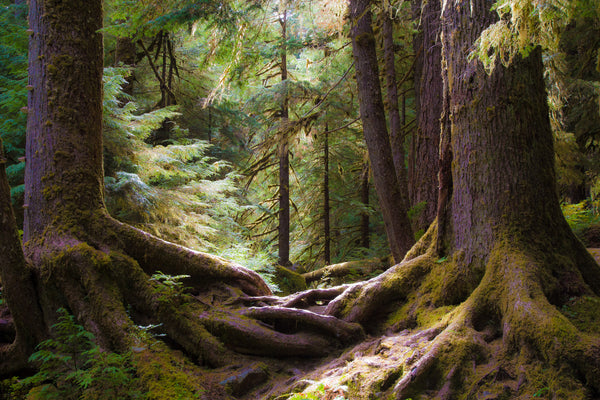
(274, 265, 307, 294)
(416, 305, 455, 328)
(133, 346, 205, 400)
(560, 296, 600, 334)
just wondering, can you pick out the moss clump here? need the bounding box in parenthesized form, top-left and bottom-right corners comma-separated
(274, 265, 307, 295)
(560, 296, 600, 334)
(133, 346, 205, 400)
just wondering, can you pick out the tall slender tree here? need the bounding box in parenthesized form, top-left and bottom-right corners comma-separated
(349, 0, 414, 263)
(278, 0, 291, 266)
(409, 0, 442, 233)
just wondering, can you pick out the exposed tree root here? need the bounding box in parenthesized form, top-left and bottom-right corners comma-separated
(310, 236, 600, 399)
(262, 225, 600, 400)
(103, 216, 272, 296)
(2, 208, 368, 390)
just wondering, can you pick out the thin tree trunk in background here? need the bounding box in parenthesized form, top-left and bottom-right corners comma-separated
(323, 124, 331, 264)
(360, 161, 370, 249)
(208, 107, 213, 144)
(14, 0, 24, 18)
(278, 3, 291, 266)
(115, 36, 136, 97)
(409, 0, 442, 233)
(349, 0, 414, 263)
(382, 12, 410, 210)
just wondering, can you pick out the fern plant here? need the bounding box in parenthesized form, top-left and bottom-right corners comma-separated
(12, 308, 142, 400)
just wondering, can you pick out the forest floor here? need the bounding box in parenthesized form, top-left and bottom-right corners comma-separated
(236, 248, 600, 399)
(3, 251, 600, 399)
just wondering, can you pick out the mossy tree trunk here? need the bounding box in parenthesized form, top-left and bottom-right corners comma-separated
(1, 0, 365, 388)
(409, 0, 442, 234)
(297, 0, 600, 397)
(349, 0, 415, 263)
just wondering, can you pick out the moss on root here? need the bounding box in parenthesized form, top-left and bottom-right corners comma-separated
(133, 345, 207, 400)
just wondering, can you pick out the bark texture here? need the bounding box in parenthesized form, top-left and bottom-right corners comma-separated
(349, 0, 414, 263)
(382, 12, 410, 212)
(278, 4, 291, 267)
(0, 140, 46, 374)
(409, 0, 442, 233)
(24, 0, 105, 244)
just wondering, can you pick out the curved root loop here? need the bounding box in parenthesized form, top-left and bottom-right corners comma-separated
(242, 306, 365, 344)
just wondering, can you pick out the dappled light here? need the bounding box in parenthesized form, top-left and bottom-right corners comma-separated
(1, 0, 600, 399)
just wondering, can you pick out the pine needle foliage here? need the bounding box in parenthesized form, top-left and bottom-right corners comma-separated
(0, 0, 27, 163)
(0, 0, 27, 215)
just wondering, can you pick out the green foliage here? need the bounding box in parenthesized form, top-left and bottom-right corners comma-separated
(12, 309, 142, 400)
(561, 200, 600, 238)
(0, 0, 27, 216)
(104, 0, 239, 39)
(0, 0, 27, 164)
(150, 271, 191, 300)
(472, 0, 573, 72)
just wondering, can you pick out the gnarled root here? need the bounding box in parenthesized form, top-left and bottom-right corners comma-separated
(102, 215, 271, 296)
(332, 240, 600, 399)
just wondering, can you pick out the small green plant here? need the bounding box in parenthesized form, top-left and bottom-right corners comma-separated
(12, 308, 141, 399)
(150, 271, 191, 299)
(533, 386, 550, 397)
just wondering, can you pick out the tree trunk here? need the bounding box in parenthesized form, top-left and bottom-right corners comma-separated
(408, 0, 442, 234)
(0, 139, 46, 374)
(360, 161, 370, 249)
(382, 12, 410, 211)
(323, 124, 331, 265)
(278, 3, 291, 267)
(349, 0, 414, 263)
(4, 0, 366, 387)
(24, 0, 105, 245)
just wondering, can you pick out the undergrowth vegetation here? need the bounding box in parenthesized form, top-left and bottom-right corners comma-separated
(561, 200, 600, 245)
(10, 309, 142, 400)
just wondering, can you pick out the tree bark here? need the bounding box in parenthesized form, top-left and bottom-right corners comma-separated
(349, 0, 414, 263)
(409, 0, 442, 234)
(24, 0, 105, 245)
(323, 124, 331, 265)
(382, 12, 410, 211)
(0, 139, 46, 374)
(360, 161, 370, 249)
(278, 3, 291, 267)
